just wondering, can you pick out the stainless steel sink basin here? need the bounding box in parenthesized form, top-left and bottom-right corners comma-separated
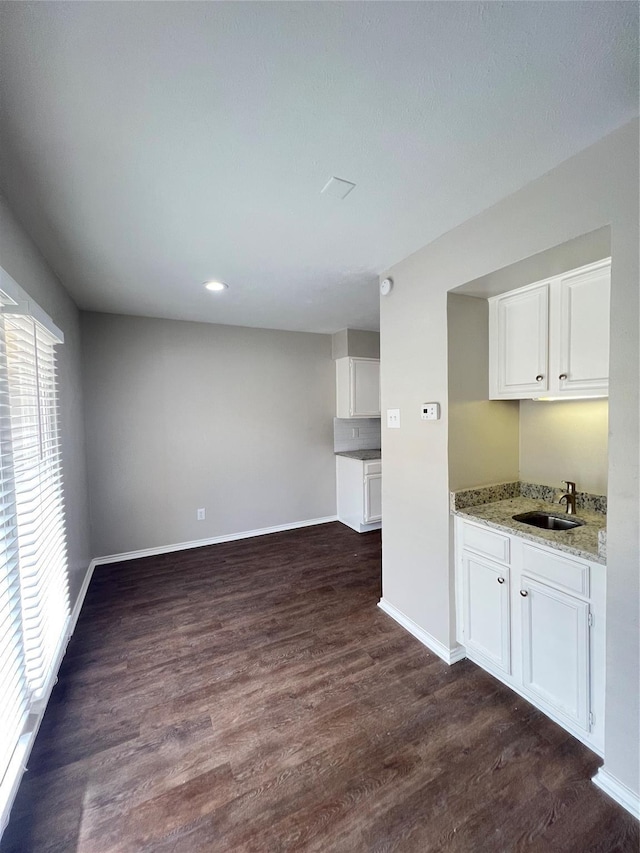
(512, 511, 585, 531)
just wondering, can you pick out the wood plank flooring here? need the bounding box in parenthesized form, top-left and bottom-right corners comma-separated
(2, 522, 638, 852)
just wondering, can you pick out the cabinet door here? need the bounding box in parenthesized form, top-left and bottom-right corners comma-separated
(520, 576, 590, 730)
(490, 284, 549, 398)
(351, 359, 380, 417)
(363, 474, 382, 523)
(463, 553, 511, 673)
(557, 263, 610, 394)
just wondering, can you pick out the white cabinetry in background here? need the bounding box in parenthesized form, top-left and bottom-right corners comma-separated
(336, 357, 380, 418)
(336, 456, 382, 532)
(455, 518, 605, 754)
(363, 465, 382, 524)
(489, 258, 610, 400)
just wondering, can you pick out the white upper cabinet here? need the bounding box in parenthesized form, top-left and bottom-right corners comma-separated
(489, 258, 611, 400)
(336, 357, 380, 418)
(491, 283, 549, 397)
(557, 264, 610, 395)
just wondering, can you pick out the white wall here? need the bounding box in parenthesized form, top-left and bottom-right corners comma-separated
(519, 399, 608, 495)
(381, 120, 639, 797)
(0, 192, 91, 606)
(81, 312, 336, 557)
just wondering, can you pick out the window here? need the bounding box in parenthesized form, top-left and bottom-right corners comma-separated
(0, 318, 29, 786)
(0, 286, 68, 808)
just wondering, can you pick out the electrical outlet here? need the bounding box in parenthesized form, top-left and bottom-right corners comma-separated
(197, 508, 206, 521)
(421, 403, 440, 421)
(387, 408, 400, 428)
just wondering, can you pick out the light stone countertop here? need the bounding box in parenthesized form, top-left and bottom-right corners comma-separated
(453, 496, 606, 564)
(335, 450, 381, 461)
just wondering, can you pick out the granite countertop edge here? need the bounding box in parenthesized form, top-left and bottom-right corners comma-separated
(335, 450, 382, 461)
(452, 497, 606, 565)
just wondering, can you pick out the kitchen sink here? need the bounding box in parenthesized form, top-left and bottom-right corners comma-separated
(512, 511, 585, 531)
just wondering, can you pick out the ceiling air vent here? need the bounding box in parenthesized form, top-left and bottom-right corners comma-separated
(321, 176, 356, 199)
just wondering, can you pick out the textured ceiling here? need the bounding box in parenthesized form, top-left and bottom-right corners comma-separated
(0, 2, 637, 333)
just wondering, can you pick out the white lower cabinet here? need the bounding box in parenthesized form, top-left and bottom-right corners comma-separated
(463, 553, 511, 674)
(455, 518, 605, 754)
(364, 472, 382, 523)
(519, 575, 590, 731)
(336, 456, 382, 532)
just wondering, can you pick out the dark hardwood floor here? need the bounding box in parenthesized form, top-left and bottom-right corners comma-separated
(2, 522, 637, 852)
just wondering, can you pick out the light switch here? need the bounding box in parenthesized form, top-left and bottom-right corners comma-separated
(387, 408, 400, 428)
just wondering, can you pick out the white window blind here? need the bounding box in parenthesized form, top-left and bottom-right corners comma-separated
(0, 318, 29, 785)
(0, 301, 68, 797)
(4, 314, 69, 700)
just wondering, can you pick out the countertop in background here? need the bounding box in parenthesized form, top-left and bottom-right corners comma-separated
(335, 450, 381, 461)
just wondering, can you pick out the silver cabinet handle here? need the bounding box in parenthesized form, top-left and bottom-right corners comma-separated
(520, 590, 528, 597)
(559, 373, 568, 380)
(497, 577, 505, 584)
(536, 374, 544, 382)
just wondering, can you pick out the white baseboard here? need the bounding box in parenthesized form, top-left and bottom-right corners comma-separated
(69, 561, 96, 636)
(593, 767, 640, 820)
(337, 516, 381, 534)
(378, 598, 466, 666)
(92, 515, 339, 566)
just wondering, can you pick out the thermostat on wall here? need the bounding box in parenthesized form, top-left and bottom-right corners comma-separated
(421, 402, 440, 420)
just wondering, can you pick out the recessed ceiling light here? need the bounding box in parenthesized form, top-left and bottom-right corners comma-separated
(204, 280, 228, 292)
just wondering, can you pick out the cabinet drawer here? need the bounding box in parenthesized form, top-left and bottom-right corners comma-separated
(364, 460, 381, 476)
(522, 543, 589, 597)
(461, 522, 510, 564)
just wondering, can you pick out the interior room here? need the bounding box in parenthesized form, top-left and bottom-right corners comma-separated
(0, 2, 638, 850)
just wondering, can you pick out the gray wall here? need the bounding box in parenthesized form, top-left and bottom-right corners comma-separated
(0, 192, 91, 606)
(447, 293, 519, 491)
(381, 120, 639, 796)
(81, 313, 336, 557)
(331, 328, 380, 359)
(520, 399, 608, 495)
(456, 226, 611, 299)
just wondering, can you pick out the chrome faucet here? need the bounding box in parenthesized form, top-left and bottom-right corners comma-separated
(559, 480, 577, 515)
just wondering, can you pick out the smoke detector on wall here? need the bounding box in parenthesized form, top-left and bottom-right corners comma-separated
(380, 277, 394, 296)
